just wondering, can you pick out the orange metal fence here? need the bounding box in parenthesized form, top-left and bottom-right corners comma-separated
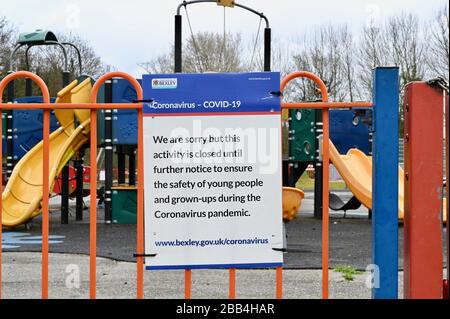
(0, 71, 144, 299)
(0, 70, 372, 299)
(280, 71, 373, 299)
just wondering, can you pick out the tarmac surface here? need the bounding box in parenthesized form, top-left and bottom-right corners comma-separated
(2, 191, 447, 299)
(2, 252, 406, 299)
(2, 191, 447, 270)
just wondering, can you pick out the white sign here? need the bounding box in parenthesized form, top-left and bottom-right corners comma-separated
(143, 115, 283, 269)
(142, 72, 283, 269)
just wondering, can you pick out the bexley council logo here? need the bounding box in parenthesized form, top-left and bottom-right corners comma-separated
(152, 78, 178, 89)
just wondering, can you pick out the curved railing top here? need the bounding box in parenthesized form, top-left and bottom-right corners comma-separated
(0, 71, 51, 104)
(176, 0, 270, 28)
(91, 71, 143, 103)
(280, 71, 329, 104)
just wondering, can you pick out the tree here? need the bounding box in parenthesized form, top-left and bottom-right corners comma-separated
(139, 31, 245, 74)
(1, 16, 111, 96)
(357, 24, 390, 99)
(0, 16, 21, 100)
(27, 32, 112, 95)
(385, 13, 426, 86)
(290, 25, 357, 102)
(340, 26, 359, 102)
(427, 5, 449, 80)
(0, 16, 16, 79)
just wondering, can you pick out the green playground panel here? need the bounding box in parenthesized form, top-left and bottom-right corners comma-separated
(112, 187, 137, 224)
(17, 30, 58, 45)
(289, 109, 317, 162)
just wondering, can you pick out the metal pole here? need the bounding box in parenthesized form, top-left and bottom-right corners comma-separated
(117, 145, 126, 185)
(264, 28, 271, 72)
(128, 147, 136, 186)
(104, 80, 113, 223)
(74, 98, 84, 221)
(446, 89, 449, 299)
(6, 72, 14, 181)
(61, 42, 83, 75)
(25, 79, 32, 96)
(403, 82, 444, 298)
(314, 109, 323, 219)
(368, 110, 373, 220)
(24, 49, 32, 129)
(175, 14, 183, 73)
(89, 108, 98, 299)
(372, 67, 399, 299)
(61, 71, 71, 224)
(75, 151, 84, 221)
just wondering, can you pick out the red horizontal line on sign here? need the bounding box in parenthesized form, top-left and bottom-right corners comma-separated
(0, 103, 142, 110)
(143, 111, 281, 117)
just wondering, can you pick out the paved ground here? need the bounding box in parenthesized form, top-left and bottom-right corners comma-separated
(1, 252, 405, 299)
(2, 191, 447, 270)
(2, 191, 448, 299)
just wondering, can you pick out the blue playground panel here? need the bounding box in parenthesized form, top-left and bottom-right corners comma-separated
(329, 110, 370, 155)
(111, 79, 141, 145)
(2, 96, 59, 160)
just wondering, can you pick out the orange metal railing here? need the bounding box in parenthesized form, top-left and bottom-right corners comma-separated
(0, 71, 144, 299)
(280, 71, 372, 299)
(0, 70, 372, 300)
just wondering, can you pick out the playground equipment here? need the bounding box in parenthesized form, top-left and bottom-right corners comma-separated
(328, 140, 447, 222)
(403, 80, 448, 298)
(282, 187, 305, 222)
(0, 1, 447, 301)
(2, 29, 139, 225)
(285, 95, 371, 219)
(1, 77, 92, 227)
(2, 97, 58, 161)
(280, 68, 395, 299)
(4, 29, 87, 224)
(174, 0, 271, 72)
(100, 79, 141, 224)
(286, 108, 372, 218)
(0, 69, 447, 300)
(0, 70, 145, 299)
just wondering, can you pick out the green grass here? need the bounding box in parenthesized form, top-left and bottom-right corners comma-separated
(333, 265, 363, 281)
(295, 173, 347, 191)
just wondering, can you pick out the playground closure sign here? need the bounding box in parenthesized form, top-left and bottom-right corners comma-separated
(142, 73, 283, 269)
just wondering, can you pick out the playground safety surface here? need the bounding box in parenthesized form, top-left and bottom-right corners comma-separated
(3, 192, 447, 270)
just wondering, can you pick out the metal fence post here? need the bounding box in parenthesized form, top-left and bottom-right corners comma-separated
(372, 67, 399, 299)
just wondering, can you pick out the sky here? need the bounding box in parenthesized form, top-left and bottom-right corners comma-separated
(1, 0, 447, 77)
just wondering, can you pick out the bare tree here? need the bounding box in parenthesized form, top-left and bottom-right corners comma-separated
(1, 17, 111, 96)
(139, 53, 173, 74)
(0, 16, 16, 78)
(427, 5, 449, 80)
(290, 25, 357, 102)
(269, 39, 296, 77)
(139, 31, 245, 74)
(340, 26, 360, 102)
(27, 32, 112, 95)
(385, 13, 426, 86)
(357, 24, 390, 99)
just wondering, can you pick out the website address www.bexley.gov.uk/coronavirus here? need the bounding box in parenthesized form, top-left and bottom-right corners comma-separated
(154, 237, 269, 248)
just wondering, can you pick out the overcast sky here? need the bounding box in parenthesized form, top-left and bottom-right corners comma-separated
(1, 0, 447, 77)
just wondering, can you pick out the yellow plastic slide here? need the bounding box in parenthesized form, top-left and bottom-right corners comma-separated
(329, 140, 447, 222)
(1, 78, 92, 227)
